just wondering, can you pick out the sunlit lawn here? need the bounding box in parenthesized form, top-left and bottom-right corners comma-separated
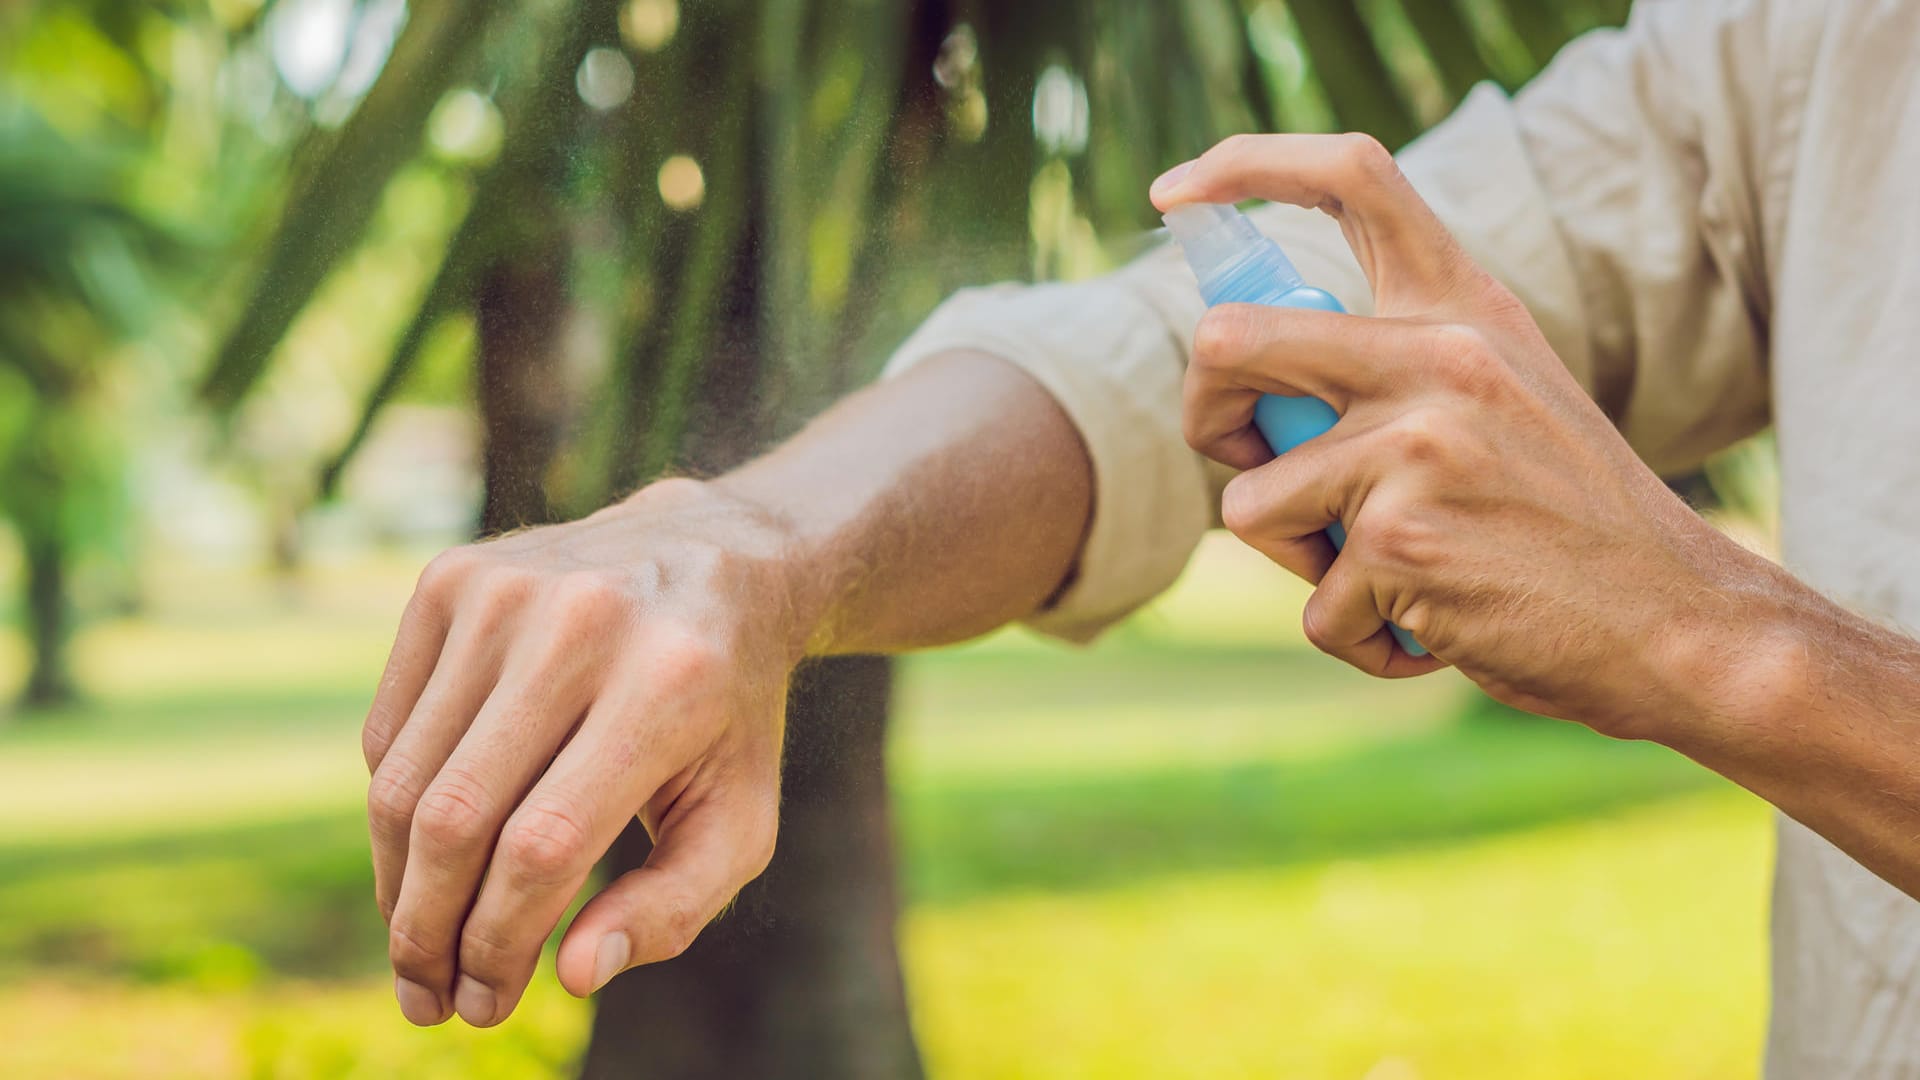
(0, 537, 1770, 1078)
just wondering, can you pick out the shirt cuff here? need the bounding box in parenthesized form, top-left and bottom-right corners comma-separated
(881, 279, 1215, 643)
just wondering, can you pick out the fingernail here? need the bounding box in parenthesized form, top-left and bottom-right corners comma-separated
(1150, 159, 1195, 199)
(454, 975, 497, 1027)
(394, 977, 444, 1026)
(591, 932, 631, 993)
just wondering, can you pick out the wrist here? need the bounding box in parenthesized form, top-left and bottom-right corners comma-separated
(1642, 551, 1816, 761)
(611, 476, 838, 666)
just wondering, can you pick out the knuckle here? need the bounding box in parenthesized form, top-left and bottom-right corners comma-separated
(417, 547, 479, 602)
(550, 573, 629, 627)
(1191, 306, 1253, 374)
(469, 567, 535, 624)
(648, 628, 726, 699)
(458, 920, 522, 979)
(412, 769, 495, 850)
(501, 797, 593, 885)
(367, 762, 423, 836)
(1300, 599, 1340, 653)
(1427, 324, 1503, 397)
(1478, 283, 1533, 327)
(1210, 132, 1258, 168)
(1179, 384, 1214, 456)
(1338, 132, 1396, 182)
(1428, 321, 1489, 363)
(656, 893, 711, 960)
(1181, 422, 1207, 457)
(1362, 502, 1439, 570)
(388, 921, 444, 978)
(1218, 473, 1266, 538)
(1386, 409, 1451, 467)
(1395, 598, 1436, 642)
(361, 722, 394, 773)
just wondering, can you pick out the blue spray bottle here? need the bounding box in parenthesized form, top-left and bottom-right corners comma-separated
(1163, 202, 1425, 656)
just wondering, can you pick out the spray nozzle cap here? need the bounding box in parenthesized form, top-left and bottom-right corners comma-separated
(1161, 202, 1302, 293)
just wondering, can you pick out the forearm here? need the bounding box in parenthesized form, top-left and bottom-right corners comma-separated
(710, 349, 1093, 656)
(1659, 558, 1920, 898)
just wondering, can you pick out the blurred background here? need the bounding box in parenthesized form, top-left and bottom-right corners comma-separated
(0, 0, 1785, 1077)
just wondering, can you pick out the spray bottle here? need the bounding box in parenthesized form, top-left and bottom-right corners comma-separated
(1164, 202, 1424, 656)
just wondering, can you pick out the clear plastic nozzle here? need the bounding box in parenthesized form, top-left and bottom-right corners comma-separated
(1161, 203, 1303, 293)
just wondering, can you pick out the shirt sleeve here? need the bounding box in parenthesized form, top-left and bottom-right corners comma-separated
(884, 0, 1774, 643)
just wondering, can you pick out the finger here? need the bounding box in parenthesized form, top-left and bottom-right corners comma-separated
(1184, 305, 1428, 453)
(1300, 556, 1449, 680)
(1151, 132, 1474, 313)
(367, 608, 512, 926)
(452, 665, 718, 1027)
(363, 563, 460, 774)
(1218, 442, 1363, 585)
(443, 780, 599, 1029)
(556, 790, 777, 998)
(387, 672, 586, 1028)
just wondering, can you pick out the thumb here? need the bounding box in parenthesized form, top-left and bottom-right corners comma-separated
(555, 794, 777, 996)
(1151, 132, 1479, 317)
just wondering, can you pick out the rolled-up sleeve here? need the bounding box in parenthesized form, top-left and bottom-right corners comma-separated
(885, 0, 1774, 643)
(884, 278, 1212, 642)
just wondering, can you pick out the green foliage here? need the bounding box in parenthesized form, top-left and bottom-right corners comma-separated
(201, 0, 1617, 512)
(2, 0, 1619, 700)
(196, 0, 512, 410)
(0, 103, 170, 707)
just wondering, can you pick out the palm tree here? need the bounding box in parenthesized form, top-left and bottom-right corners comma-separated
(0, 107, 159, 711)
(191, 0, 1609, 1072)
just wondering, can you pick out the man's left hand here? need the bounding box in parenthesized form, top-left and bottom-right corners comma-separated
(1151, 133, 1768, 738)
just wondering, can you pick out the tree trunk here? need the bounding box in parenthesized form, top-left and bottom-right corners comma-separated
(19, 531, 75, 711)
(474, 195, 570, 535)
(581, 11, 922, 1067)
(581, 656, 920, 1080)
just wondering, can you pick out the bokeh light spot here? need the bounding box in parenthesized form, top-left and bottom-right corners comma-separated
(657, 154, 705, 211)
(621, 0, 680, 52)
(427, 89, 503, 165)
(934, 24, 987, 142)
(267, 0, 351, 99)
(576, 46, 635, 112)
(1032, 64, 1089, 155)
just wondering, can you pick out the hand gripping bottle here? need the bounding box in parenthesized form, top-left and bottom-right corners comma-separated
(1163, 202, 1424, 656)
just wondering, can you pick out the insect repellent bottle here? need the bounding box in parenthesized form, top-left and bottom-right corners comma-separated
(1163, 202, 1425, 656)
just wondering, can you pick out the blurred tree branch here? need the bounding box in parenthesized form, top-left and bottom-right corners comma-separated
(198, 0, 507, 411)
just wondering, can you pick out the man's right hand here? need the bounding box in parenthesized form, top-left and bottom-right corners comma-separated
(363, 476, 804, 1028)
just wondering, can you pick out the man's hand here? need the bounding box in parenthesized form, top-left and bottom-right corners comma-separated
(360, 347, 1095, 1029)
(364, 478, 796, 1027)
(1151, 134, 1767, 736)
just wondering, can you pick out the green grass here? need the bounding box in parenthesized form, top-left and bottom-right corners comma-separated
(907, 791, 1767, 1080)
(0, 538, 1772, 1078)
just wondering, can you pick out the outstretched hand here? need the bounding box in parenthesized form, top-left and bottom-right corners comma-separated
(363, 478, 795, 1027)
(1151, 133, 1756, 736)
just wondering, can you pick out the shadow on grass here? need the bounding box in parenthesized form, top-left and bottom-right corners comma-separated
(0, 810, 383, 982)
(896, 642, 1382, 717)
(899, 705, 1722, 905)
(0, 701, 1721, 984)
(0, 687, 375, 746)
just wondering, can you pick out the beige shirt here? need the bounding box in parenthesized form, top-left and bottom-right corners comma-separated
(885, 0, 1920, 1075)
